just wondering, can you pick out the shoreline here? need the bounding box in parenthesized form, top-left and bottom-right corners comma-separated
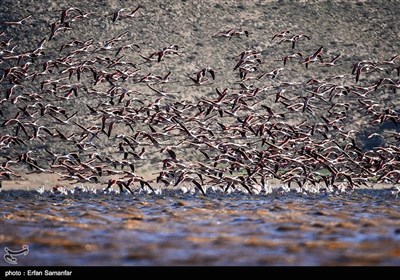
(0, 172, 395, 191)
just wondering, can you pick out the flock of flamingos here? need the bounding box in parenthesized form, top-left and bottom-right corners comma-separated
(0, 6, 399, 195)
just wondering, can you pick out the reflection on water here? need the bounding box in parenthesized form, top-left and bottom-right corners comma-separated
(1, 189, 399, 266)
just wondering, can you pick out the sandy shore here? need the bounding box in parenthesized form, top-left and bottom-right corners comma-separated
(0, 172, 394, 191)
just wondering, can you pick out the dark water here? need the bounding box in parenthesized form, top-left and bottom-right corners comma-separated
(1, 189, 400, 266)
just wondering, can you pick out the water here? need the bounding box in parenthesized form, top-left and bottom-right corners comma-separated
(1, 189, 399, 266)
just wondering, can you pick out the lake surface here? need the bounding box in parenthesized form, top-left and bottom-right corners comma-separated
(1, 188, 400, 266)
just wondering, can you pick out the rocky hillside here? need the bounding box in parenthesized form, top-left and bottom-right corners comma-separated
(1, 0, 399, 191)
